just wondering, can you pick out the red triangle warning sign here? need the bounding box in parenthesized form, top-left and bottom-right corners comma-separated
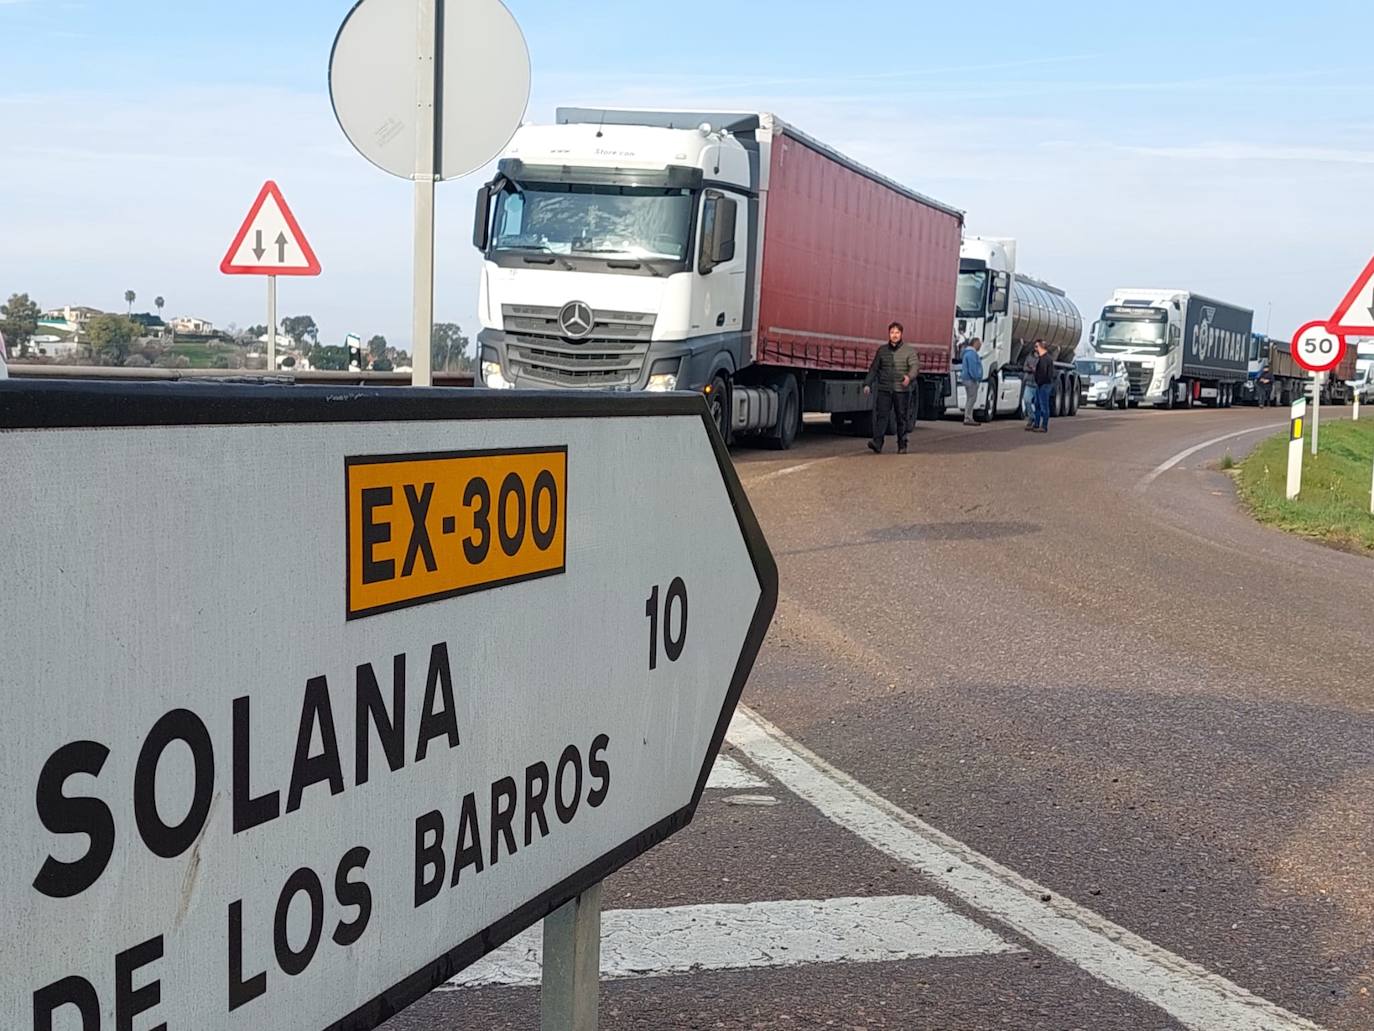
(220, 181, 321, 277)
(1329, 254, 1374, 334)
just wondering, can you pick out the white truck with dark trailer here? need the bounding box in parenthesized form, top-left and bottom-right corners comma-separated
(1092, 290, 1252, 408)
(951, 237, 1083, 421)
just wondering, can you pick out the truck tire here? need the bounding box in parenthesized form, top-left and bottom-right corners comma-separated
(707, 374, 730, 444)
(1068, 380, 1080, 416)
(975, 373, 997, 423)
(768, 375, 801, 450)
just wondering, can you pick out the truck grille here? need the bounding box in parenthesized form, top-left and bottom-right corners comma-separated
(500, 304, 655, 387)
(1125, 363, 1153, 395)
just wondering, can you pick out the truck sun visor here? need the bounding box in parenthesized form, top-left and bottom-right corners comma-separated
(497, 159, 703, 191)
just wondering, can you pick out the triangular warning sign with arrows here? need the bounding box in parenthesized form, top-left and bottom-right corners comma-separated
(1329, 253, 1374, 334)
(220, 180, 321, 276)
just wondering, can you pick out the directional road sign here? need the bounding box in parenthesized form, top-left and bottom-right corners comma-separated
(1290, 320, 1346, 374)
(0, 382, 776, 1031)
(221, 180, 321, 276)
(1329, 254, 1374, 335)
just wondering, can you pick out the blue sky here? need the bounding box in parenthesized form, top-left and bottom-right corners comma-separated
(3, 0, 1372, 350)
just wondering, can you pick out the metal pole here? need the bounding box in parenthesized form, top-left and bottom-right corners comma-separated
(410, 0, 438, 387)
(1311, 372, 1320, 457)
(267, 275, 277, 372)
(541, 882, 602, 1031)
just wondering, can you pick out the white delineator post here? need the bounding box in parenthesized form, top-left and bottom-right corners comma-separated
(266, 275, 277, 371)
(541, 883, 603, 1031)
(1287, 397, 1306, 500)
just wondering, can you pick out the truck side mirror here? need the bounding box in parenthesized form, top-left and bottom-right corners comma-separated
(472, 184, 493, 251)
(988, 272, 1009, 314)
(699, 192, 737, 274)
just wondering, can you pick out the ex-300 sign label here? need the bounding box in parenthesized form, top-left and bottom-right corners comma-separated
(346, 447, 567, 619)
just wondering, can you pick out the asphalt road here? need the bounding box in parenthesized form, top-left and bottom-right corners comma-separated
(388, 402, 1374, 1031)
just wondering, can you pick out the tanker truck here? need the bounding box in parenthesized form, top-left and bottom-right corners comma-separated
(1091, 290, 1252, 408)
(471, 108, 964, 448)
(950, 237, 1083, 421)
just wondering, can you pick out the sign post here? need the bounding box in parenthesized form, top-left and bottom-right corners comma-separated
(220, 180, 322, 371)
(0, 381, 776, 1031)
(329, 0, 531, 387)
(1287, 396, 1306, 500)
(1311, 372, 1321, 457)
(1290, 320, 1347, 458)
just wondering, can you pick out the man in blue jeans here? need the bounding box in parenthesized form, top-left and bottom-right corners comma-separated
(1027, 339, 1055, 433)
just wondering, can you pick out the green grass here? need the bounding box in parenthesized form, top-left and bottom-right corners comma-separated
(1237, 418, 1374, 552)
(165, 341, 240, 368)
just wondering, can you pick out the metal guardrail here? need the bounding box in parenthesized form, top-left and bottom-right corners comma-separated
(5, 365, 476, 387)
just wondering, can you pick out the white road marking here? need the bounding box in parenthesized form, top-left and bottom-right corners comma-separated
(705, 753, 768, 789)
(744, 457, 834, 485)
(443, 895, 1018, 988)
(1137, 422, 1284, 488)
(728, 706, 1325, 1031)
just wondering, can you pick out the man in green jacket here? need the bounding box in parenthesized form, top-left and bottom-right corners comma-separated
(863, 322, 919, 454)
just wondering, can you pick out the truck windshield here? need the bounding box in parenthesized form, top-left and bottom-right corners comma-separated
(491, 183, 694, 266)
(956, 271, 987, 318)
(1096, 314, 1168, 354)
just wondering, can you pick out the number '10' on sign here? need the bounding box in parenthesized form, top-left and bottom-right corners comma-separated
(646, 579, 688, 670)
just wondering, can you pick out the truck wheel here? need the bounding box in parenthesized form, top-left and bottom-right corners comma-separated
(1068, 381, 1080, 416)
(975, 374, 997, 423)
(707, 374, 730, 443)
(768, 375, 801, 450)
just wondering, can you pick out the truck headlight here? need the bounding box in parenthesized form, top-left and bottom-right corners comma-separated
(645, 372, 678, 392)
(644, 359, 680, 392)
(481, 360, 513, 389)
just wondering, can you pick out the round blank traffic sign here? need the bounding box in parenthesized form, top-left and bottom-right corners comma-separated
(329, 0, 530, 181)
(1290, 320, 1346, 373)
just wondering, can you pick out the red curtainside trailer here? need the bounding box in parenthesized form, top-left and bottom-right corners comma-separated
(754, 126, 963, 383)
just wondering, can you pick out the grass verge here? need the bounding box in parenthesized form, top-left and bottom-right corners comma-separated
(1236, 418, 1374, 553)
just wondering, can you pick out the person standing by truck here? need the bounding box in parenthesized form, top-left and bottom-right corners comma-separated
(1021, 347, 1038, 425)
(960, 338, 984, 426)
(864, 322, 919, 454)
(1257, 362, 1274, 407)
(1028, 339, 1055, 433)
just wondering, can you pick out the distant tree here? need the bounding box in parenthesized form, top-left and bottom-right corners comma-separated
(309, 344, 350, 371)
(367, 334, 388, 365)
(212, 355, 231, 369)
(281, 315, 319, 347)
(124, 290, 136, 315)
(430, 322, 469, 371)
(154, 296, 165, 318)
(372, 357, 394, 372)
(0, 292, 42, 357)
(87, 315, 137, 364)
(280, 354, 297, 369)
(123, 354, 150, 368)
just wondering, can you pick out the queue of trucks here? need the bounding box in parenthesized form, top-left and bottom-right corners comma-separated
(470, 107, 1346, 446)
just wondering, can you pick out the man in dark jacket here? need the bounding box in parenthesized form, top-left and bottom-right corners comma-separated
(864, 322, 919, 454)
(1027, 339, 1055, 433)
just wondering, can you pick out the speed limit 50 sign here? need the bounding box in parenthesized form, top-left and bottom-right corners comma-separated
(1290, 321, 1346, 373)
(1291, 323, 1346, 376)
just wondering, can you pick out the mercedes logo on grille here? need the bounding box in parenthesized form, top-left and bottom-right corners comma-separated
(558, 300, 594, 340)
